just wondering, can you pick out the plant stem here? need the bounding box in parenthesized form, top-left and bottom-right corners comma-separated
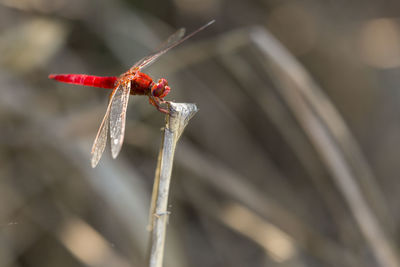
(147, 102, 198, 267)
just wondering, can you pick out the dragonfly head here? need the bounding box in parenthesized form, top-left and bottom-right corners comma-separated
(151, 78, 170, 98)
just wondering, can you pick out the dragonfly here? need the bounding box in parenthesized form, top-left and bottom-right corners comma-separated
(49, 20, 214, 168)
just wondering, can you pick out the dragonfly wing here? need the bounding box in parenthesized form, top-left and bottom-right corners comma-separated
(131, 20, 214, 71)
(91, 89, 117, 168)
(130, 28, 185, 70)
(110, 82, 131, 159)
(158, 28, 186, 51)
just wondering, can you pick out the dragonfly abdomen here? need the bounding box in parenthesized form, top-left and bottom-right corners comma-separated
(48, 74, 118, 89)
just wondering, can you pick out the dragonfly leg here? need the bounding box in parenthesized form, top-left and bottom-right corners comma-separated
(148, 95, 169, 114)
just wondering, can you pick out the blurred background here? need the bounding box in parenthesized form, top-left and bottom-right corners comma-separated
(1, 0, 400, 266)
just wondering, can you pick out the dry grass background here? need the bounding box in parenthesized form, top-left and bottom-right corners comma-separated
(1, 0, 400, 266)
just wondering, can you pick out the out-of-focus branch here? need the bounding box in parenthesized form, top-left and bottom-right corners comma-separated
(250, 27, 400, 267)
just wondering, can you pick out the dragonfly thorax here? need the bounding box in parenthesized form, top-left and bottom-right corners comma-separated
(129, 72, 170, 98)
(129, 71, 153, 94)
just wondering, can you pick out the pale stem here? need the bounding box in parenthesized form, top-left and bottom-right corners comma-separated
(147, 102, 198, 267)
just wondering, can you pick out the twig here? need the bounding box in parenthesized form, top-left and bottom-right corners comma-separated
(147, 102, 198, 267)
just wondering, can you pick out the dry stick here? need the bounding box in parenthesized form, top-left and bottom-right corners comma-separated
(147, 102, 198, 267)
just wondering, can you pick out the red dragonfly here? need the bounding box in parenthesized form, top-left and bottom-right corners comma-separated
(49, 20, 214, 168)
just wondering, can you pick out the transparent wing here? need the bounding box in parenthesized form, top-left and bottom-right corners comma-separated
(91, 89, 117, 168)
(130, 28, 185, 70)
(110, 82, 131, 159)
(158, 28, 186, 51)
(130, 20, 215, 71)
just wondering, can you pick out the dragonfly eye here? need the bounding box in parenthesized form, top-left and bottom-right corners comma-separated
(151, 78, 170, 98)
